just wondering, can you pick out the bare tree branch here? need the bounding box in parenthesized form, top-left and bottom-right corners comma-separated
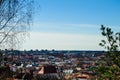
(0, 0, 34, 49)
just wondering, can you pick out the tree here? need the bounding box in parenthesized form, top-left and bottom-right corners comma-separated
(0, 0, 34, 49)
(95, 25, 120, 80)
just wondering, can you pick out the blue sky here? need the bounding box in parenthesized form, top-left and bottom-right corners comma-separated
(22, 0, 120, 50)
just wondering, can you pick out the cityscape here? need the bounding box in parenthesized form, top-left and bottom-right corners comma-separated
(0, 0, 120, 80)
(1, 49, 104, 80)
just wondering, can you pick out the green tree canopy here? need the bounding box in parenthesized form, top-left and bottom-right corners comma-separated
(95, 25, 120, 80)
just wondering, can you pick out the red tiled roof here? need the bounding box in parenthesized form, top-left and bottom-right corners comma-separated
(38, 65, 57, 74)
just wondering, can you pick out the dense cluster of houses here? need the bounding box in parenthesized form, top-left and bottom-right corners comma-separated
(1, 50, 104, 80)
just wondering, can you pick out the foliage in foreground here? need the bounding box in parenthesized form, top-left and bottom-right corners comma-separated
(95, 25, 120, 80)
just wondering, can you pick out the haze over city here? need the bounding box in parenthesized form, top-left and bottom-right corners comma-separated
(22, 0, 120, 50)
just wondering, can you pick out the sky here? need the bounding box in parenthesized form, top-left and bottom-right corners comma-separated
(22, 0, 120, 50)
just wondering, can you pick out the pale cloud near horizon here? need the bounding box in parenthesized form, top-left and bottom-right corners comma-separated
(31, 23, 120, 37)
(21, 23, 119, 50)
(31, 23, 101, 35)
(33, 23, 100, 27)
(22, 32, 103, 50)
(32, 23, 100, 30)
(33, 23, 120, 30)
